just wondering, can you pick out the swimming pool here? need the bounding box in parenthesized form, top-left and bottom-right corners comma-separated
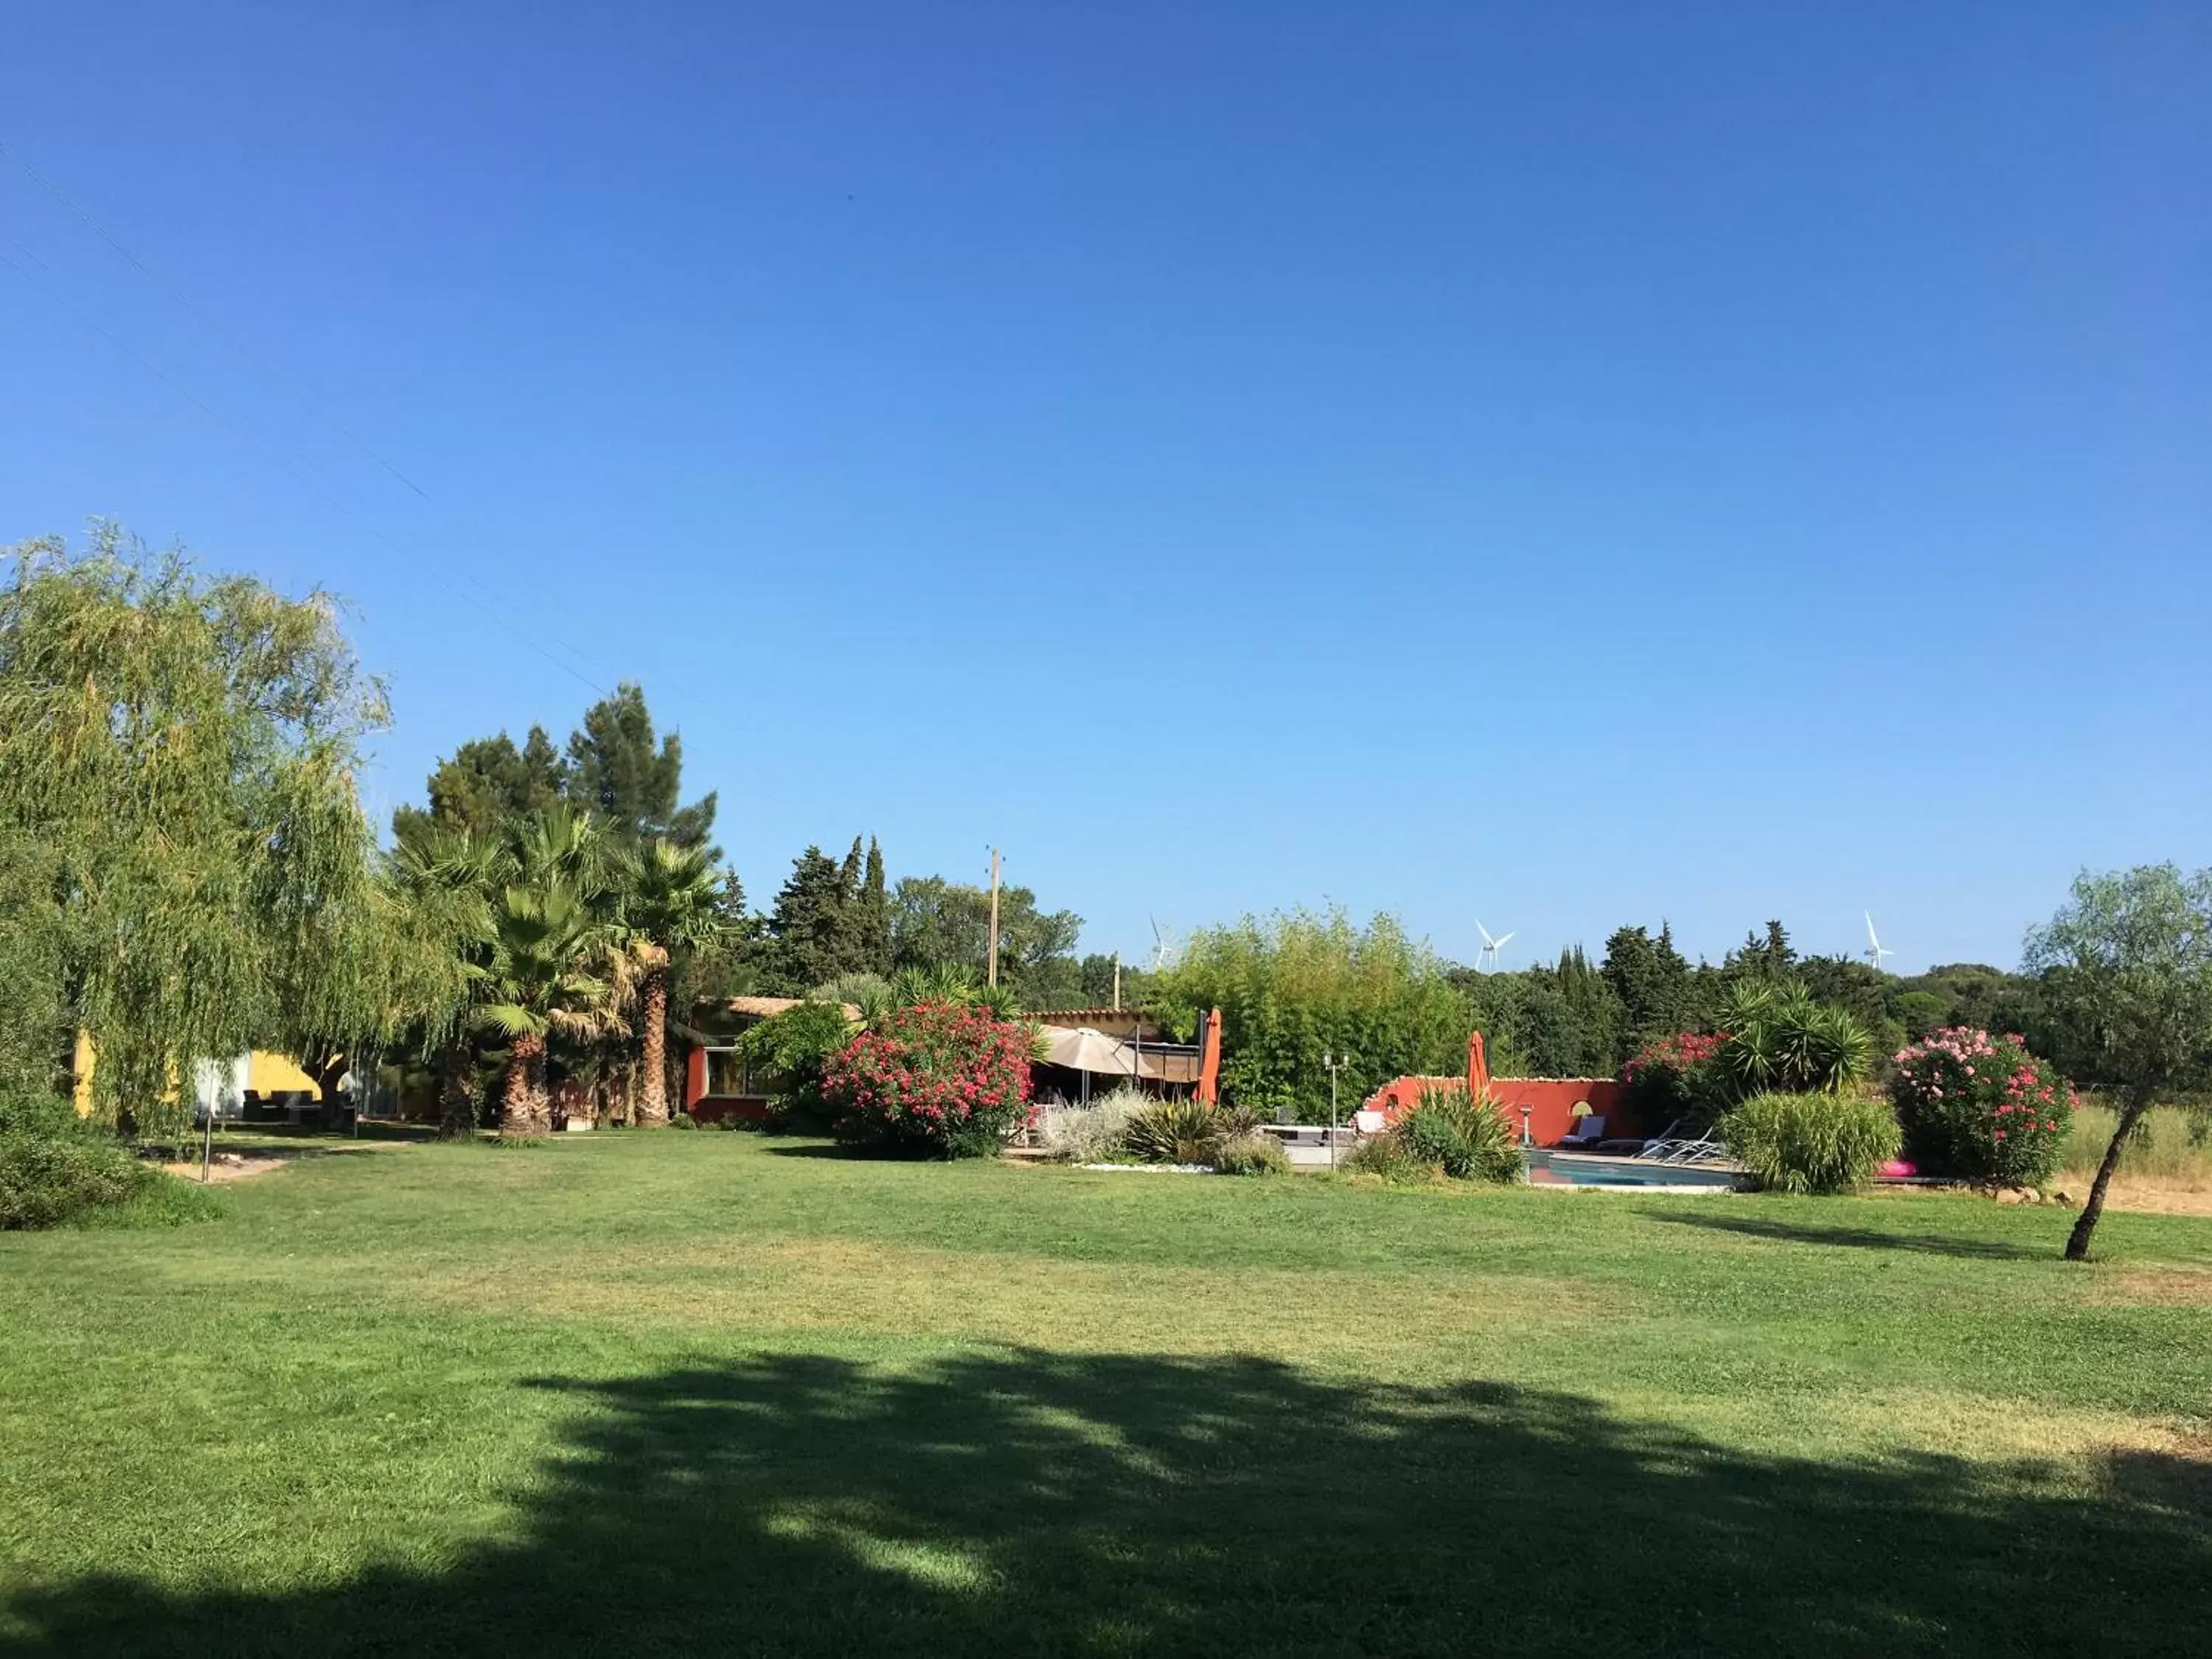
(1525, 1150, 1742, 1190)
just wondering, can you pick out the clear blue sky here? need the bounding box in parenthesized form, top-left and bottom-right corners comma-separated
(4, 2, 2206, 975)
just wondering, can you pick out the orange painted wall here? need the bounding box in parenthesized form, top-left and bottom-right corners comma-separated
(1484, 1078, 1630, 1146)
(1359, 1029, 1638, 1147)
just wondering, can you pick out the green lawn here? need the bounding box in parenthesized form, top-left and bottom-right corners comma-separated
(2, 1133, 2208, 1657)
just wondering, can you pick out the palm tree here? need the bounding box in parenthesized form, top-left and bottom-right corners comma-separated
(389, 824, 507, 1137)
(616, 837, 725, 1125)
(476, 883, 625, 1137)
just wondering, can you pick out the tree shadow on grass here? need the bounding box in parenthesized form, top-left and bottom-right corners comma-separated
(1647, 1209, 2051, 1259)
(5, 1352, 2205, 1658)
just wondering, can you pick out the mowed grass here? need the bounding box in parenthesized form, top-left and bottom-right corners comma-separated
(2, 1135, 2209, 1657)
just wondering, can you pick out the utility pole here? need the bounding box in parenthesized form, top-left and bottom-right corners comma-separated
(986, 846, 1001, 990)
(1111, 951, 1121, 1012)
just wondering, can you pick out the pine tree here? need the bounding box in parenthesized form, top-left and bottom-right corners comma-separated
(563, 682, 717, 851)
(393, 726, 566, 846)
(1603, 923, 1697, 1055)
(766, 847, 853, 992)
(1727, 920, 1796, 982)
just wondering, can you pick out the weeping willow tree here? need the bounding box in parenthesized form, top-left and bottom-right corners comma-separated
(0, 526, 466, 1140)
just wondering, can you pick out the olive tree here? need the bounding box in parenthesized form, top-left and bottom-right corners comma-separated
(2025, 866, 2212, 1261)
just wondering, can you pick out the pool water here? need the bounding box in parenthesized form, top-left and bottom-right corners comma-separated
(1524, 1150, 1741, 1189)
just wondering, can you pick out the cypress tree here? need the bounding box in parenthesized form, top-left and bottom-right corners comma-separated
(858, 836, 891, 975)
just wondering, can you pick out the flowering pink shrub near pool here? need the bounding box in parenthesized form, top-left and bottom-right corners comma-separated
(1889, 1027, 2075, 1186)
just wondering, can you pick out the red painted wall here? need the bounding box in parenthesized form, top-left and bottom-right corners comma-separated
(1485, 1078, 1630, 1147)
(1358, 1030, 1638, 1147)
(681, 1048, 777, 1124)
(1360, 1077, 1630, 1146)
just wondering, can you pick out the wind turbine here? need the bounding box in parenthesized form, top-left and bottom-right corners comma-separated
(1148, 915, 1181, 972)
(1475, 919, 1516, 973)
(1864, 912, 1896, 975)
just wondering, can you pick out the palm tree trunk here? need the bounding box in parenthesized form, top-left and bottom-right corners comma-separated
(501, 1032, 547, 1137)
(2065, 1092, 2150, 1261)
(437, 1040, 476, 1138)
(638, 969, 672, 1126)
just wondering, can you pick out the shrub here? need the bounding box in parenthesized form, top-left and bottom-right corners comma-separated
(1037, 1089, 1144, 1163)
(1397, 1084, 1523, 1183)
(1349, 1084, 1523, 1186)
(735, 1000, 859, 1134)
(1719, 1091, 1901, 1195)
(1215, 1130, 1291, 1177)
(1621, 1031, 1729, 1124)
(1343, 1130, 1434, 1183)
(1122, 1099, 1231, 1166)
(820, 1000, 1033, 1158)
(1715, 984, 1874, 1099)
(1629, 987, 1877, 1122)
(1889, 1027, 2074, 1186)
(1147, 908, 1475, 1123)
(0, 1124, 215, 1230)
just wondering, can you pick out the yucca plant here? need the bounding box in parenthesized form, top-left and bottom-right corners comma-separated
(1121, 1099, 1228, 1165)
(889, 962, 979, 1008)
(1713, 980, 1874, 1102)
(811, 973, 895, 1026)
(1801, 1004, 1874, 1093)
(1397, 1083, 1523, 1183)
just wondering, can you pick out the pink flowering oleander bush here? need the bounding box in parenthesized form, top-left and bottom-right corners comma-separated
(821, 1001, 1034, 1158)
(1621, 1031, 1729, 1123)
(1889, 1026, 2076, 1186)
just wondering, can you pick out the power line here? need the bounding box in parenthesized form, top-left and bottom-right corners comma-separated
(0, 137, 612, 691)
(0, 139, 442, 507)
(0, 239, 608, 697)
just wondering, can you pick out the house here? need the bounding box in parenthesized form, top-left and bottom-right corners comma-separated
(679, 999, 1225, 1121)
(681, 996, 860, 1124)
(1028, 1006, 1222, 1105)
(73, 1033, 350, 1124)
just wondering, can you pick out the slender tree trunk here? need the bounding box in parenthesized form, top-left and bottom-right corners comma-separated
(638, 969, 672, 1126)
(501, 1032, 548, 1137)
(437, 1040, 476, 1138)
(2065, 1093, 2151, 1261)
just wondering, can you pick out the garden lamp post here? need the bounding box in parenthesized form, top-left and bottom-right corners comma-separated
(1322, 1049, 1348, 1169)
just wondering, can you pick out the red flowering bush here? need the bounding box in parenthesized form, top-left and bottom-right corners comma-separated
(1621, 1031, 1729, 1123)
(1890, 1027, 2075, 1186)
(821, 1001, 1034, 1158)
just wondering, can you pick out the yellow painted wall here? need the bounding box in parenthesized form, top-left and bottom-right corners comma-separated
(72, 1034, 327, 1113)
(247, 1052, 321, 1095)
(73, 1031, 97, 1117)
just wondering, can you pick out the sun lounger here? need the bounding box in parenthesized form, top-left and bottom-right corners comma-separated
(1658, 1132, 1727, 1166)
(1556, 1116, 1607, 1150)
